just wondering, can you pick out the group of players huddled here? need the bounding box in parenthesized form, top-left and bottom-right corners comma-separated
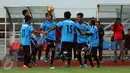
(20, 9, 101, 69)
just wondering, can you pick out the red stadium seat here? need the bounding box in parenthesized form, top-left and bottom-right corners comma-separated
(11, 41, 21, 51)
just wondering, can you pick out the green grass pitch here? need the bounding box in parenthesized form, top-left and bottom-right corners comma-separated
(0, 66, 130, 73)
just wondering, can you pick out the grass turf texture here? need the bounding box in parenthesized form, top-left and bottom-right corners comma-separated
(0, 66, 130, 73)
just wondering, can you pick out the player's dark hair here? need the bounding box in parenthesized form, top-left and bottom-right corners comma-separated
(64, 11, 71, 19)
(24, 15, 31, 23)
(90, 20, 95, 25)
(97, 21, 100, 25)
(45, 12, 53, 18)
(116, 18, 121, 21)
(90, 17, 95, 21)
(22, 9, 28, 16)
(77, 13, 83, 18)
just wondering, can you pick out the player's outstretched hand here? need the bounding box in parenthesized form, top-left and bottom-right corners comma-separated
(41, 31, 48, 35)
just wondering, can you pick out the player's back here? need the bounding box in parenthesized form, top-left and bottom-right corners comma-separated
(20, 24, 34, 45)
(61, 19, 75, 42)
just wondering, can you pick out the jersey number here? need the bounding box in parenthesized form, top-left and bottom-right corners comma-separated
(66, 25, 72, 33)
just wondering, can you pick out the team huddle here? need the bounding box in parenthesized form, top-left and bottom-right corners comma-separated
(20, 9, 101, 69)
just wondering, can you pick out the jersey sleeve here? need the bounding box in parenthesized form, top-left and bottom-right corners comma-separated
(86, 25, 91, 31)
(56, 22, 63, 28)
(29, 25, 34, 32)
(119, 25, 124, 31)
(111, 25, 115, 31)
(87, 25, 94, 34)
(40, 23, 45, 29)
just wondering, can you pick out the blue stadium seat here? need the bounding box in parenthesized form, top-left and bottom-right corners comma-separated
(110, 42, 120, 50)
(103, 41, 109, 50)
(103, 41, 120, 50)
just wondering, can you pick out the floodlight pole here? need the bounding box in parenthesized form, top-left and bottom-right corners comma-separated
(4, 9, 7, 56)
(96, 5, 99, 21)
(120, 5, 123, 23)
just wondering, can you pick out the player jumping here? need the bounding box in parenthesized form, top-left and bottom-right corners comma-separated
(39, 13, 57, 69)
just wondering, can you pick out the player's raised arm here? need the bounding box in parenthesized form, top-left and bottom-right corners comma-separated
(32, 30, 45, 35)
(39, 22, 45, 31)
(47, 25, 57, 33)
(47, 21, 62, 33)
(29, 24, 45, 35)
(25, 16, 45, 35)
